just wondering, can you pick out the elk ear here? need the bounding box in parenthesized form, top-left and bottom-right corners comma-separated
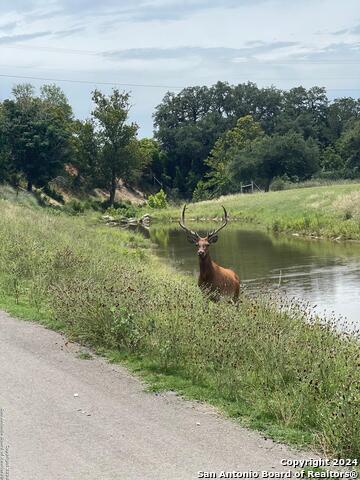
(208, 234, 218, 244)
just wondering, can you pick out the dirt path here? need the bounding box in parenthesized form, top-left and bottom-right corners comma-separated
(0, 311, 310, 480)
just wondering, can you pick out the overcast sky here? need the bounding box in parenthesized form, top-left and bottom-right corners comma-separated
(0, 0, 359, 136)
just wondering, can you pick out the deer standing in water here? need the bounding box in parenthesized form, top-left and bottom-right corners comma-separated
(179, 205, 240, 301)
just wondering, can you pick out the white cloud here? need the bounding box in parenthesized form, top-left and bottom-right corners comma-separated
(0, 0, 359, 136)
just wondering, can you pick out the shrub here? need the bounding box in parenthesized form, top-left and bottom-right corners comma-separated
(62, 200, 85, 215)
(147, 189, 168, 209)
(105, 202, 138, 218)
(192, 180, 213, 202)
(42, 185, 65, 204)
(270, 177, 286, 191)
(82, 198, 103, 211)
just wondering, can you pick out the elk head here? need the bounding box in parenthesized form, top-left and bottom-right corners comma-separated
(179, 204, 228, 258)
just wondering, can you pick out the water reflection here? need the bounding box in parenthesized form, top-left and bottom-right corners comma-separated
(149, 223, 360, 326)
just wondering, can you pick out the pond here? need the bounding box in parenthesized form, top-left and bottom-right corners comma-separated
(147, 223, 360, 328)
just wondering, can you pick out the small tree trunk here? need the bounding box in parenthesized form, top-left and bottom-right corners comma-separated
(27, 179, 33, 192)
(264, 178, 272, 192)
(109, 171, 117, 206)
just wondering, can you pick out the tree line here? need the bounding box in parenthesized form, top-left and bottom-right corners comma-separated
(1, 81, 359, 205)
(154, 82, 360, 198)
(0, 83, 155, 205)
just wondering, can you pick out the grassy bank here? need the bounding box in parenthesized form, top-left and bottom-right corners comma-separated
(0, 197, 359, 458)
(149, 183, 360, 240)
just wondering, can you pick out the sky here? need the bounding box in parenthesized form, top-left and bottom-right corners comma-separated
(0, 0, 359, 136)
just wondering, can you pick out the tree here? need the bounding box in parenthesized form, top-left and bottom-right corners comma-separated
(0, 102, 10, 183)
(91, 89, 139, 205)
(136, 138, 166, 189)
(40, 84, 73, 124)
(71, 119, 99, 189)
(230, 132, 319, 191)
(12, 83, 35, 103)
(154, 99, 223, 196)
(325, 98, 360, 144)
(320, 146, 344, 174)
(154, 82, 290, 197)
(195, 115, 263, 198)
(274, 86, 329, 143)
(337, 120, 360, 176)
(1, 84, 72, 191)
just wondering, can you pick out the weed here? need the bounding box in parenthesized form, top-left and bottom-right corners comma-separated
(0, 199, 358, 458)
(77, 351, 93, 360)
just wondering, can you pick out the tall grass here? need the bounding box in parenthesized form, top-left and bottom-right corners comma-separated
(148, 183, 360, 240)
(0, 199, 359, 458)
(0, 184, 40, 208)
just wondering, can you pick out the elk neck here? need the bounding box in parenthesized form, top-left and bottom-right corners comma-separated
(198, 252, 215, 279)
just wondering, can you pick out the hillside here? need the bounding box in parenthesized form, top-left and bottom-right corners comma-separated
(150, 183, 360, 240)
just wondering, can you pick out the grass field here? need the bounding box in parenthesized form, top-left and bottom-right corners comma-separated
(148, 183, 360, 240)
(0, 192, 359, 459)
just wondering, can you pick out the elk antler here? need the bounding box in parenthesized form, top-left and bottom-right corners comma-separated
(207, 206, 228, 241)
(179, 204, 200, 243)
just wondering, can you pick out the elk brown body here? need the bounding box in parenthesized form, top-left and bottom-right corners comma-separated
(179, 205, 240, 301)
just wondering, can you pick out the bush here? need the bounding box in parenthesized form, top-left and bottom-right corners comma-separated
(82, 198, 103, 211)
(62, 200, 85, 215)
(192, 180, 213, 202)
(42, 184, 65, 204)
(270, 177, 287, 191)
(147, 189, 167, 209)
(105, 202, 138, 219)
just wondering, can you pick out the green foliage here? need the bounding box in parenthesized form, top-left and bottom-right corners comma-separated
(195, 128, 320, 195)
(91, 89, 139, 205)
(320, 146, 344, 173)
(147, 189, 168, 209)
(275, 86, 329, 141)
(326, 97, 360, 143)
(70, 119, 99, 190)
(42, 184, 65, 204)
(62, 199, 86, 215)
(105, 202, 138, 218)
(0, 83, 73, 191)
(1, 81, 360, 200)
(40, 84, 73, 122)
(109, 306, 141, 351)
(198, 115, 263, 197)
(77, 351, 93, 360)
(270, 176, 288, 191)
(154, 83, 359, 197)
(136, 138, 165, 188)
(337, 120, 360, 176)
(154, 82, 283, 197)
(230, 132, 319, 191)
(0, 152, 11, 183)
(192, 180, 214, 202)
(0, 201, 358, 457)
(0, 184, 40, 208)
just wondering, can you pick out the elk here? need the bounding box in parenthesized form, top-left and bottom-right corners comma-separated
(179, 205, 240, 301)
